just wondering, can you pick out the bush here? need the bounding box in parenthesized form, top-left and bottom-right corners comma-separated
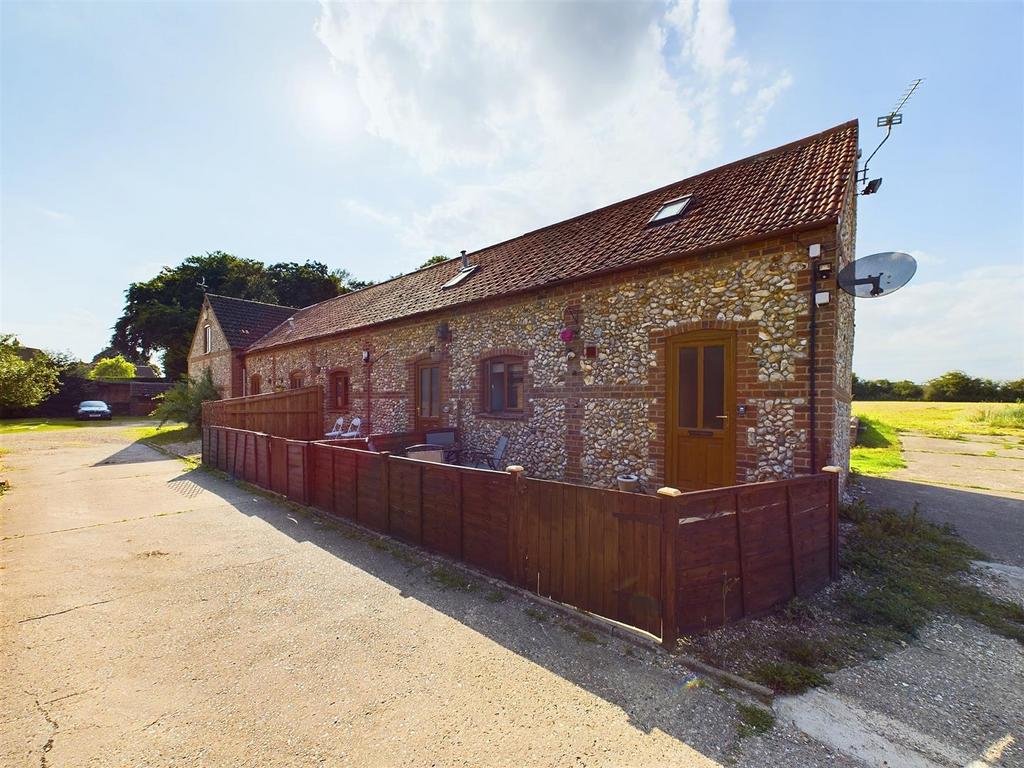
(150, 368, 219, 427)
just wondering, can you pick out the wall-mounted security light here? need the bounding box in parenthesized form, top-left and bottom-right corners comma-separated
(808, 243, 822, 259)
(814, 291, 831, 306)
(362, 350, 370, 364)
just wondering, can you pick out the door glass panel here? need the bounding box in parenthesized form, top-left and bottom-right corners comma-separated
(419, 367, 432, 417)
(430, 366, 440, 416)
(677, 347, 698, 428)
(702, 345, 725, 429)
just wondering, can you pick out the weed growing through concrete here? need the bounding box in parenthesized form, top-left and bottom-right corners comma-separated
(736, 703, 775, 738)
(524, 608, 549, 622)
(485, 589, 507, 603)
(750, 661, 828, 694)
(429, 566, 478, 592)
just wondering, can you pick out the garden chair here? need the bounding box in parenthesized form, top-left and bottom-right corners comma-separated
(463, 435, 509, 470)
(324, 416, 346, 439)
(339, 417, 362, 438)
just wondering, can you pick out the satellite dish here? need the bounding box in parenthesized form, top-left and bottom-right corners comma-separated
(837, 251, 917, 298)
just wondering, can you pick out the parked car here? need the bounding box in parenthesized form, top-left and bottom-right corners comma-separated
(76, 401, 113, 420)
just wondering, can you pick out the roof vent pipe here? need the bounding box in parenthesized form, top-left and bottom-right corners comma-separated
(461, 250, 469, 269)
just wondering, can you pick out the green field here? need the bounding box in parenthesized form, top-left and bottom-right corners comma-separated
(850, 401, 1024, 477)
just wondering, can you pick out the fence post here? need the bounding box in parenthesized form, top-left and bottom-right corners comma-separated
(657, 486, 682, 650)
(507, 465, 525, 586)
(822, 466, 841, 580)
(381, 451, 391, 533)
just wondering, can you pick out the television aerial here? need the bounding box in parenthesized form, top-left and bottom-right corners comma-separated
(837, 251, 917, 298)
(857, 78, 924, 195)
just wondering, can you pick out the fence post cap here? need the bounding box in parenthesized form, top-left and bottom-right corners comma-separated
(506, 465, 525, 474)
(657, 486, 683, 497)
(821, 465, 842, 474)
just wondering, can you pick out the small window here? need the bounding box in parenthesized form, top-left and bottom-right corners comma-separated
(483, 357, 525, 414)
(289, 371, 304, 389)
(329, 371, 350, 409)
(249, 374, 261, 395)
(649, 195, 691, 224)
(442, 265, 479, 290)
(203, 324, 212, 354)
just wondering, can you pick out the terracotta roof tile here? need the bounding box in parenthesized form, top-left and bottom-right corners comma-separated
(206, 294, 297, 350)
(249, 120, 858, 352)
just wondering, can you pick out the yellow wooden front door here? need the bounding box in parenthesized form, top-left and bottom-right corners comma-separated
(666, 330, 736, 491)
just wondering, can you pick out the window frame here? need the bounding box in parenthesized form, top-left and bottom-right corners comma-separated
(288, 371, 304, 390)
(481, 356, 526, 415)
(249, 374, 261, 396)
(203, 324, 212, 354)
(648, 195, 692, 225)
(328, 370, 350, 410)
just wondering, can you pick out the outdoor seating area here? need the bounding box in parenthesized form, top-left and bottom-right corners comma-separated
(355, 426, 507, 470)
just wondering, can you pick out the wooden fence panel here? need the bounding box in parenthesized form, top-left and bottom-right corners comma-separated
(332, 449, 359, 520)
(613, 493, 663, 637)
(461, 469, 513, 578)
(285, 442, 307, 504)
(788, 480, 832, 595)
(356, 451, 388, 531)
(255, 434, 271, 488)
(420, 463, 462, 558)
(269, 437, 288, 497)
(737, 484, 794, 616)
(311, 444, 335, 513)
(388, 458, 423, 545)
(203, 386, 323, 440)
(675, 492, 744, 634)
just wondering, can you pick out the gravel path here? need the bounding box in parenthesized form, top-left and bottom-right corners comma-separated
(1, 425, 857, 767)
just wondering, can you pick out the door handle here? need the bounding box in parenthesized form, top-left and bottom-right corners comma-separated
(715, 415, 728, 420)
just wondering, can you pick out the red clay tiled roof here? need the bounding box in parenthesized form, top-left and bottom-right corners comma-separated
(205, 294, 297, 350)
(249, 120, 858, 352)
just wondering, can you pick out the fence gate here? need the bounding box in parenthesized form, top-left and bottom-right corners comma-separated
(514, 478, 663, 637)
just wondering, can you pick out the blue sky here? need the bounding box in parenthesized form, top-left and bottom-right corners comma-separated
(2, 0, 1022, 381)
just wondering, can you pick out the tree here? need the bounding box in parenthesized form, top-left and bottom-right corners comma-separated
(0, 335, 60, 410)
(419, 254, 449, 269)
(150, 368, 220, 427)
(924, 371, 998, 402)
(267, 261, 347, 309)
(111, 253, 370, 380)
(88, 354, 136, 379)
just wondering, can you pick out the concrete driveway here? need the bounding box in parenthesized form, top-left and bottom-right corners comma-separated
(0, 425, 854, 767)
(856, 433, 1024, 566)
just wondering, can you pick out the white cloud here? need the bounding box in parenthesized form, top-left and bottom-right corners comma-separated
(852, 265, 1024, 382)
(315, 0, 792, 260)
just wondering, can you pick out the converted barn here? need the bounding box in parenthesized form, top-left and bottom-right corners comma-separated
(189, 120, 859, 492)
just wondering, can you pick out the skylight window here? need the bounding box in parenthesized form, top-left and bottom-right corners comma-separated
(649, 195, 692, 224)
(442, 264, 479, 290)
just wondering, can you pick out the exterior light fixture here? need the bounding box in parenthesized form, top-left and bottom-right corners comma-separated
(362, 350, 371, 364)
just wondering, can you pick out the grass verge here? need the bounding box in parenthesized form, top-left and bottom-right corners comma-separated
(131, 423, 196, 446)
(686, 501, 1024, 695)
(0, 416, 141, 434)
(849, 415, 906, 477)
